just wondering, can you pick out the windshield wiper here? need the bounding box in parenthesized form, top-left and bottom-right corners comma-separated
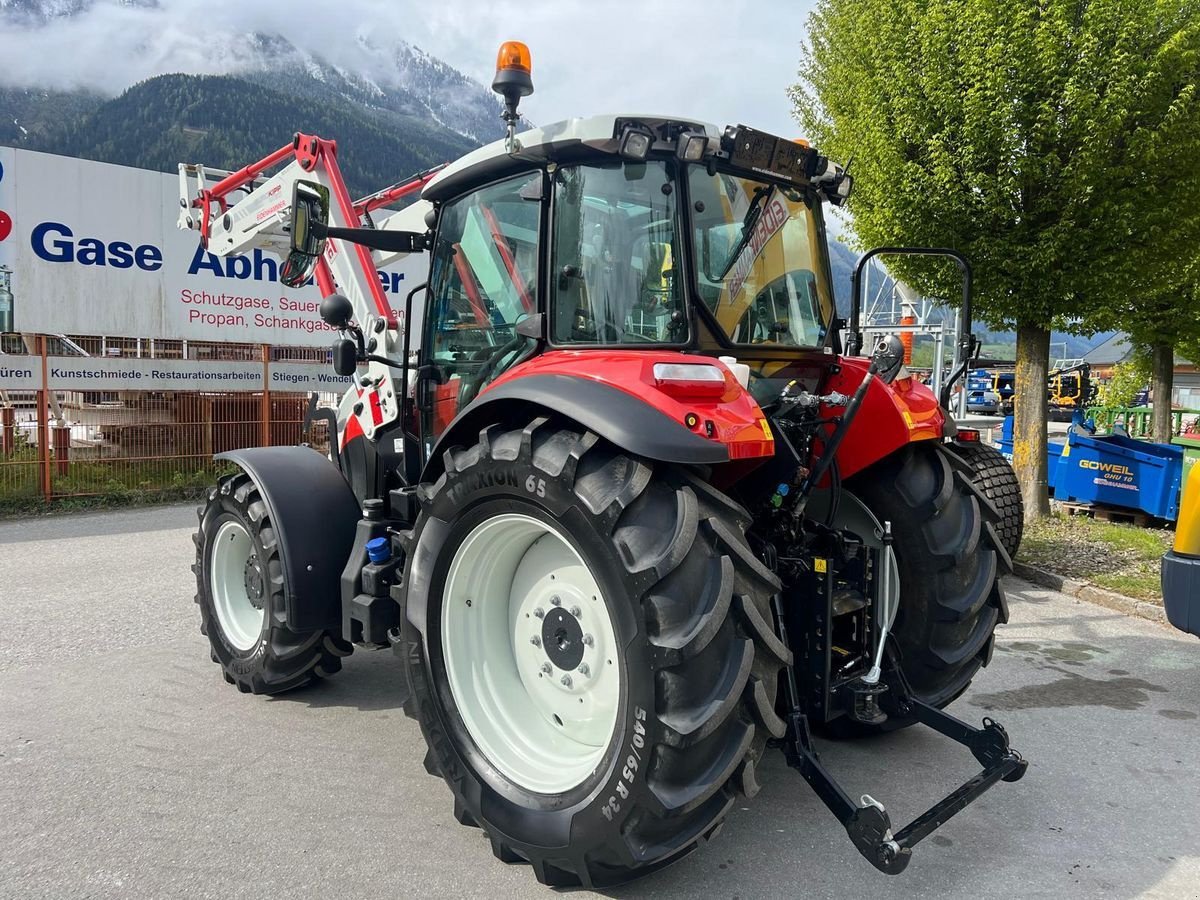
(716, 185, 774, 280)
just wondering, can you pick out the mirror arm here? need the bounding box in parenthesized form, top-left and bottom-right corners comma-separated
(311, 221, 428, 253)
(340, 323, 365, 358)
(364, 354, 406, 369)
(848, 246, 972, 358)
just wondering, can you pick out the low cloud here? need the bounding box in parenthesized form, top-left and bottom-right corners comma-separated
(2, 0, 810, 135)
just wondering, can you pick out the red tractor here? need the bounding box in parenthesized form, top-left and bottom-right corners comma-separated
(181, 42, 1024, 888)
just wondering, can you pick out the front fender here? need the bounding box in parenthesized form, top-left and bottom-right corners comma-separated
(823, 357, 945, 479)
(215, 446, 360, 633)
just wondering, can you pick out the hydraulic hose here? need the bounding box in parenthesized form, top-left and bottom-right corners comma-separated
(791, 364, 878, 520)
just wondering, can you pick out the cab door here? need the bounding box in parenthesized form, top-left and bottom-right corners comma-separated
(419, 173, 543, 456)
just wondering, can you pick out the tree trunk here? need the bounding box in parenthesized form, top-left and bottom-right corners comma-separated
(1150, 341, 1174, 443)
(1013, 322, 1051, 519)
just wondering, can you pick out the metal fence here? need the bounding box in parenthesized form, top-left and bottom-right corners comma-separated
(0, 389, 335, 507)
(1, 333, 339, 508)
(1086, 406, 1200, 438)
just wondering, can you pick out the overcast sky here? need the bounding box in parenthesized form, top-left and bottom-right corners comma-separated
(407, 1, 815, 136)
(2, 0, 816, 137)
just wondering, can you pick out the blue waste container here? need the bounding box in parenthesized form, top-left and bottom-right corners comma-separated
(996, 417, 1065, 491)
(1053, 430, 1183, 520)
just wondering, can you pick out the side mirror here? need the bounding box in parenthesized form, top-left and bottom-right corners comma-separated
(280, 180, 330, 288)
(869, 334, 905, 384)
(332, 338, 359, 377)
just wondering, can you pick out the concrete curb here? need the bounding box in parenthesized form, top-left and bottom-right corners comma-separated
(1011, 561, 1167, 625)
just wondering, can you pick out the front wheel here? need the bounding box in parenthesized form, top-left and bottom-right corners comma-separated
(398, 418, 788, 888)
(193, 472, 351, 694)
(949, 440, 1024, 559)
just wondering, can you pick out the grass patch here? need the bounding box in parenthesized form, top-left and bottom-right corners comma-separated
(1018, 512, 1174, 602)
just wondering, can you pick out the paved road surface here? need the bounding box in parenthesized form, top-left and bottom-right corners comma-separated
(2, 505, 1198, 899)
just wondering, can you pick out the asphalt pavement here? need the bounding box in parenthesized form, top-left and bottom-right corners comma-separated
(2, 504, 1198, 899)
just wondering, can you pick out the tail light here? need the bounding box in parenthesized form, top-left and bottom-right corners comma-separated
(652, 363, 727, 399)
(957, 428, 980, 442)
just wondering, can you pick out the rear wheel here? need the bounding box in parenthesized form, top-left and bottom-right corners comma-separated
(846, 441, 1009, 725)
(193, 471, 351, 694)
(398, 418, 789, 888)
(949, 440, 1024, 559)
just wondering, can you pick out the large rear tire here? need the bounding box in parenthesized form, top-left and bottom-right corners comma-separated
(847, 441, 1010, 720)
(398, 418, 789, 888)
(949, 440, 1024, 559)
(193, 471, 351, 694)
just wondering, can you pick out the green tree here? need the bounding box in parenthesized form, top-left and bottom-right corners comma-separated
(1113, 267, 1200, 441)
(794, 0, 1200, 517)
(1097, 356, 1151, 410)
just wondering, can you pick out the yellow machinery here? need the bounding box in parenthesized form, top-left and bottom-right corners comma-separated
(1163, 461, 1200, 636)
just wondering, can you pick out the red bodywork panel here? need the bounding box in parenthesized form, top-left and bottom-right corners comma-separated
(821, 357, 944, 479)
(344, 349, 942, 478)
(483, 350, 775, 461)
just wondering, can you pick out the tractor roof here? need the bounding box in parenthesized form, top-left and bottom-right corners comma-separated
(422, 114, 720, 202)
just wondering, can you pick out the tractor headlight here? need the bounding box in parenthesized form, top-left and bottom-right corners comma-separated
(675, 131, 708, 162)
(619, 125, 654, 161)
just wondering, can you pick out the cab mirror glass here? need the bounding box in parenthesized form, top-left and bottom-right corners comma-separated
(332, 338, 358, 376)
(281, 180, 329, 288)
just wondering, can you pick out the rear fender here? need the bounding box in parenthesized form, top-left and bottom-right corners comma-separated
(422, 350, 773, 482)
(823, 356, 945, 479)
(216, 446, 360, 633)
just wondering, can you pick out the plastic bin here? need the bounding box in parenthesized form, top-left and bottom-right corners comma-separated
(1054, 431, 1183, 520)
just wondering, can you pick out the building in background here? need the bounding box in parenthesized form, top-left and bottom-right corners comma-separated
(1083, 333, 1200, 408)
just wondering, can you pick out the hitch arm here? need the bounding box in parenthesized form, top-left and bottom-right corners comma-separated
(772, 622, 1027, 874)
(787, 705, 1026, 874)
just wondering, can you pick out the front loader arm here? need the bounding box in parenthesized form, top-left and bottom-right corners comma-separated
(178, 133, 439, 441)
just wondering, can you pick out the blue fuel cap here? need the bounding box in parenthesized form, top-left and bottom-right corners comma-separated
(366, 537, 391, 564)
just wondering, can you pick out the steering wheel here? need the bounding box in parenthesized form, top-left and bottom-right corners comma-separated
(458, 327, 526, 406)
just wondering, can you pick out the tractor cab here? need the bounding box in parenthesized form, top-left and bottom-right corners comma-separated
(414, 114, 850, 434)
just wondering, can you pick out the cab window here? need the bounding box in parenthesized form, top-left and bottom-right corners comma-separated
(687, 167, 832, 347)
(551, 162, 687, 345)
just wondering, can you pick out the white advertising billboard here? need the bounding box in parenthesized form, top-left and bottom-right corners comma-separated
(0, 147, 426, 346)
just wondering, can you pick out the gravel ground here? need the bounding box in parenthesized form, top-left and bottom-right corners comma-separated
(2, 504, 1199, 899)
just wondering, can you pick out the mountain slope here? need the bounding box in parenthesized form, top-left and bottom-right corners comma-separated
(0, 1, 517, 186)
(0, 85, 102, 145)
(11, 73, 480, 197)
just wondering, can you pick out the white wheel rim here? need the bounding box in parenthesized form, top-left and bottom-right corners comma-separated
(210, 520, 266, 651)
(442, 513, 621, 794)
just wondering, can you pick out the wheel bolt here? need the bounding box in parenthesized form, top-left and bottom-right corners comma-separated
(534, 607, 545, 619)
(541, 662, 552, 675)
(582, 634, 594, 647)
(570, 606, 582, 618)
(578, 663, 590, 676)
(550, 595, 562, 606)
(560, 674, 573, 688)
(530, 636, 541, 648)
